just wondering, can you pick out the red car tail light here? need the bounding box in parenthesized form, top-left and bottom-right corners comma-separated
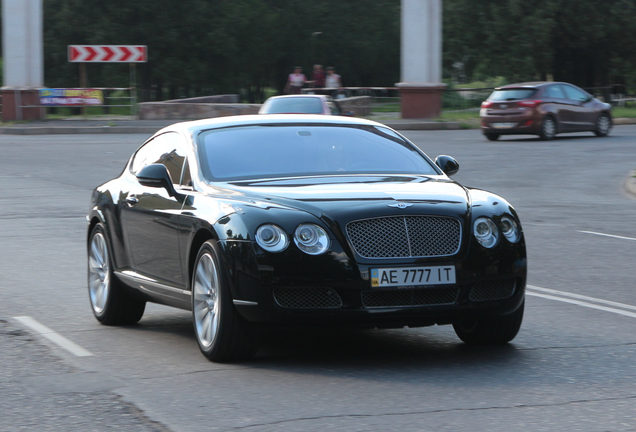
(481, 101, 493, 109)
(518, 100, 543, 108)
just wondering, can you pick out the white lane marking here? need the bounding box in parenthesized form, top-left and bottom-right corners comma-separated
(13, 316, 94, 357)
(526, 292, 636, 319)
(527, 285, 636, 312)
(579, 230, 636, 241)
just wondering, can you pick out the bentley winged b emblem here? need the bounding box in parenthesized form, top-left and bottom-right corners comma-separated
(388, 202, 413, 209)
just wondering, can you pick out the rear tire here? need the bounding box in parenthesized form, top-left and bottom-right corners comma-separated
(594, 113, 611, 137)
(453, 300, 524, 345)
(192, 240, 257, 362)
(484, 133, 500, 141)
(88, 223, 145, 325)
(539, 116, 557, 140)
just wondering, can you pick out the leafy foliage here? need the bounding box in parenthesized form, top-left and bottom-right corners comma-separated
(444, 0, 636, 87)
(42, 0, 400, 102)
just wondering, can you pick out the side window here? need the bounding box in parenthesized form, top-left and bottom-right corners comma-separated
(562, 85, 589, 102)
(545, 85, 566, 99)
(130, 132, 186, 185)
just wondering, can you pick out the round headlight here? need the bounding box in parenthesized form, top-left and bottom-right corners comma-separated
(473, 217, 499, 248)
(256, 224, 289, 252)
(500, 216, 520, 243)
(294, 224, 330, 255)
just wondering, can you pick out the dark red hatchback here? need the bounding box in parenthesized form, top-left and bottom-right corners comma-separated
(480, 82, 612, 141)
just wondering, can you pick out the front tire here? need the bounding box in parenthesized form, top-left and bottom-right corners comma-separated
(192, 241, 257, 362)
(539, 116, 557, 140)
(453, 300, 524, 345)
(88, 223, 145, 325)
(594, 113, 611, 137)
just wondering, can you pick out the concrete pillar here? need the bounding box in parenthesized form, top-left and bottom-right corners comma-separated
(397, 0, 446, 119)
(2, 0, 45, 121)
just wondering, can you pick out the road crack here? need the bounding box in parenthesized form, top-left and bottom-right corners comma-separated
(230, 394, 636, 430)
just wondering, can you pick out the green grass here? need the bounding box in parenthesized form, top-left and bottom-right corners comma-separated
(372, 102, 401, 113)
(612, 106, 636, 118)
(436, 110, 480, 129)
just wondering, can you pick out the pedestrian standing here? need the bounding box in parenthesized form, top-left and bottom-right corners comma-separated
(325, 67, 341, 88)
(312, 65, 326, 88)
(285, 66, 307, 94)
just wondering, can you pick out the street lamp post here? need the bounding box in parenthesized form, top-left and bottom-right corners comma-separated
(311, 31, 322, 64)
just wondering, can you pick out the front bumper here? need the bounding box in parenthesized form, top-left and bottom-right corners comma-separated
(222, 237, 527, 329)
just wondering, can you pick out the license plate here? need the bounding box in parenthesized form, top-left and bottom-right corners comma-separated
(371, 266, 456, 288)
(492, 122, 516, 129)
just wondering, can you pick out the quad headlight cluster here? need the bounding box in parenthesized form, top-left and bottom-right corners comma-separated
(473, 216, 520, 248)
(256, 223, 330, 255)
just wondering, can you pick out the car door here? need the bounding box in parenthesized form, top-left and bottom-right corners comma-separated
(543, 85, 571, 131)
(561, 84, 596, 131)
(120, 132, 188, 289)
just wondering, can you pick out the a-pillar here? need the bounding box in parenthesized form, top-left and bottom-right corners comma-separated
(397, 0, 446, 119)
(1, 0, 45, 122)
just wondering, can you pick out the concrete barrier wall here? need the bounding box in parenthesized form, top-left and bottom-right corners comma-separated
(336, 96, 372, 116)
(164, 94, 240, 104)
(138, 95, 372, 120)
(138, 102, 260, 120)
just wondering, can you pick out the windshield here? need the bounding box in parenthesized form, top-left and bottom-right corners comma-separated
(197, 124, 438, 181)
(489, 89, 537, 101)
(261, 97, 324, 114)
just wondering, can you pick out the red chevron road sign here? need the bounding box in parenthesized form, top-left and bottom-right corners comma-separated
(68, 45, 147, 63)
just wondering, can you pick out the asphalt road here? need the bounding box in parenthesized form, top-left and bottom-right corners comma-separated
(1, 126, 636, 431)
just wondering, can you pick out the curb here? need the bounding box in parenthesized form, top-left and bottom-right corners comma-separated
(625, 170, 636, 198)
(4, 117, 636, 135)
(614, 118, 636, 125)
(381, 121, 460, 131)
(0, 126, 163, 135)
(0, 121, 461, 135)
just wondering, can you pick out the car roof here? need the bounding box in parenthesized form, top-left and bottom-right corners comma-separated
(159, 114, 386, 136)
(265, 94, 328, 101)
(496, 81, 569, 90)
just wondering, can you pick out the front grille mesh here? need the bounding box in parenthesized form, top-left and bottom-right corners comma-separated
(346, 216, 461, 258)
(362, 287, 459, 308)
(273, 287, 343, 309)
(469, 279, 516, 302)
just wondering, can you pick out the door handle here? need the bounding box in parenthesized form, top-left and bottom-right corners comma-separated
(125, 195, 139, 206)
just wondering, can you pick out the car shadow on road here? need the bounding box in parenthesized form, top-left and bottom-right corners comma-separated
(247, 326, 525, 378)
(124, 313, 526, 378)
(495, 133, 605, 142)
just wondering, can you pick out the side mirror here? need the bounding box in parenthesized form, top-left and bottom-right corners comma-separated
(137, 163, 176, 196)
(435, 155, 459, 176)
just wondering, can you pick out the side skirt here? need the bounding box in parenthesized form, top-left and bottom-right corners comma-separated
(115, 270, 192, 311)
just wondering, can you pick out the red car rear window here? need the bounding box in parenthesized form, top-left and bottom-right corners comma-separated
(489, 89, 537, 101)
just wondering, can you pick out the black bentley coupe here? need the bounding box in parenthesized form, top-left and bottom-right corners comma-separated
(87, 115, 527, 362)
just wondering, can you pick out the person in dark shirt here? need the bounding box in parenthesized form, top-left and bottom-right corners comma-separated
(312, 64, 326, 88)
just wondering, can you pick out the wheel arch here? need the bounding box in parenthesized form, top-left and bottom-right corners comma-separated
(187, 228, 218, 289)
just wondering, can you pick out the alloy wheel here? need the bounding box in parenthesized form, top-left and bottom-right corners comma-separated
(542, 117, 556, 139)
(193, 253, 221, 349)
(88, 232, 110, 314)
(597, 115, 611, 135)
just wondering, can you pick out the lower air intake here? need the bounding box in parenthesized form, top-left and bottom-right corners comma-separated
(469, 279, 516, 302)
(273, 287, 343, 309)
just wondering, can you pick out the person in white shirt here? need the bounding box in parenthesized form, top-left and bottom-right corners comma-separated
(325, 67, 341, 88)
(285, 66, 308, 94)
